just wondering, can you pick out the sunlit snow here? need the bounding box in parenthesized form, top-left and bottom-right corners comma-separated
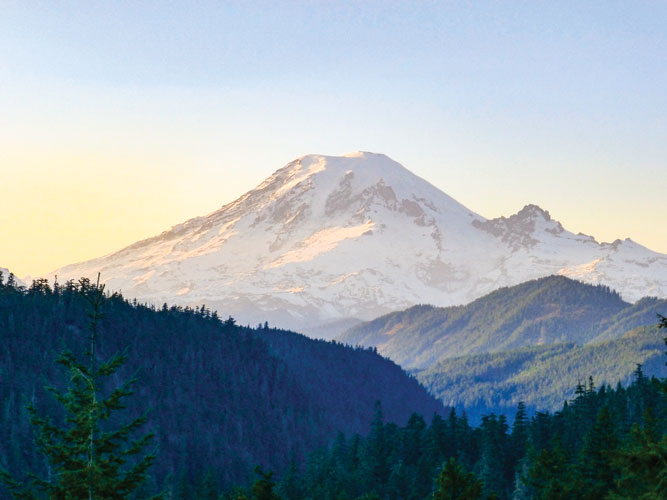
(46, 152, 667, 332)
(267, 221, 375, 269)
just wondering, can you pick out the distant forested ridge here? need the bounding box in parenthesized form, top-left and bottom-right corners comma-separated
(0, 275, 442, 498)
(417, 325, 665, 422)
(338, 276, 667, 419)
(339, 275, 667, 369)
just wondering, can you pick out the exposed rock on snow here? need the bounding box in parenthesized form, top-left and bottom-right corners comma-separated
(48, 152, 667, 332)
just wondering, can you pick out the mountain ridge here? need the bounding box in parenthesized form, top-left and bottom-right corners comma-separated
(0, 278, 443, 491)
(338, 275, 667, 369)
(45, 152, 667, 332)
(416, 324, 666, 422)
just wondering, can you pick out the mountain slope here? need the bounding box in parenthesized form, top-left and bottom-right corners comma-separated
(338, 275, 667, 369)
(47, 152, 667, 332)
(416, 325, 666, 422)
(0, 279, 443, 492)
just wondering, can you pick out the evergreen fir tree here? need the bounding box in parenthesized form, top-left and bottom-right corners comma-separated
(511, 402, 529, 462)
(196, 469, 220, 500)
(476, 414, 509, 498)
(0, 277, 158, 499)
(6, 272, 16, 288)
(525, 438, 577, 500)
(608, 424, 667, 500)
(576, 404, 619, 499)
(608, 313, 667, 499)
(277, 458, 301, 500)
(431, 457, 483, 500)
(362, 402, 390, 496)
(250, 467, 282, 500)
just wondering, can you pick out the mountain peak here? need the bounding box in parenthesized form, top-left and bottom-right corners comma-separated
(516, 204, 552, 221)
(47, 153, 667, 330)
(471, 203, 564, 250)
(341, 150, 381, 158)
(260, 152, 409, 195)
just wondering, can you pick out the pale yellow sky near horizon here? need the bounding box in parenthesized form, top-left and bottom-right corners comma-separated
(2, 3, 666, 281)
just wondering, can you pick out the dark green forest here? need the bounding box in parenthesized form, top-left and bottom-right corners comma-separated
(0, 274, 441, 498)
(276, 367, 666, 500)
(1, 273, 665, 499)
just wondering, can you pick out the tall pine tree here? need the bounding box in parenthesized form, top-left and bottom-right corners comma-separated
(431, 457, 483, 500)
(607, 313, 667, 499)
(1, 277, 158, 499)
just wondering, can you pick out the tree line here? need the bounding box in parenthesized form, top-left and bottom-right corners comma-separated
(0, 273, 440, 499)
(1, 273, 665, 499)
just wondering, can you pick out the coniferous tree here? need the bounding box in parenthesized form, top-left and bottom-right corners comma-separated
(511, 402, 528, 463)
(608, 424, 667, 500)
(196, 469, 220, 500)
(524, 438, 576, 500)
(476, 414, 509, 498)
(431, 457, 483, 500)
(607, 314, 667, 499)
(576, 404, 619, 499)
(277, 459, 301, 500)
(250, 467, 282, 500)
(362, 402, 390, 497)
(0, 278, 158, 499)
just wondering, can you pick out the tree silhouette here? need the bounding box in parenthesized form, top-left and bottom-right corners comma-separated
(0, 277, 158, 499)
(431, 457, 483, 500)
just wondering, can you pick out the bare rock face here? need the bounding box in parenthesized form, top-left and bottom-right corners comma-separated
(472, 204, 566, 250)
(48, 152, 667, 334)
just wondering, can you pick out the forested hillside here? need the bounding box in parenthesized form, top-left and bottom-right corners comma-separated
(339, 275, 667, 369)
(254, 327, 442, 433)
(273, 363, 666, 500)
(417, 325, 665, 422)
(0, 275, 442, 497)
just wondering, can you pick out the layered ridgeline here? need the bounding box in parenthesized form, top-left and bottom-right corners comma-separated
(0, 278, 443, 495)
(46, 153, 667, 334)
(339, 276, 667, 420)
(419, 325, 665, 422)
(339, 276, 667, 369)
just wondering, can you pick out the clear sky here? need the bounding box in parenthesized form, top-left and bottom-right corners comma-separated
(1, 1, 666, 278)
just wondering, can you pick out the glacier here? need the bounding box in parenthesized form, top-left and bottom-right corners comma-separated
(45, 152, 667, 334)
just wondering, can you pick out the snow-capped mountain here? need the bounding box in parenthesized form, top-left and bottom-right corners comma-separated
(48, 152, 667, 332)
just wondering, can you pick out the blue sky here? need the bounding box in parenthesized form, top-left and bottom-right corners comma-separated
(1, 1, 666, 276)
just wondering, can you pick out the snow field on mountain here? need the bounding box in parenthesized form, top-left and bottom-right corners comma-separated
(47, 152, 667, 331)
